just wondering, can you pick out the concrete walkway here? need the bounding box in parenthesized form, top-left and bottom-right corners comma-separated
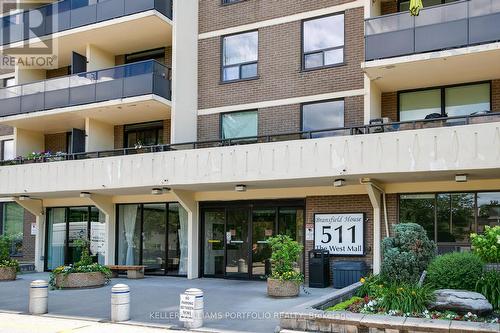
(0, 273, 333, 333)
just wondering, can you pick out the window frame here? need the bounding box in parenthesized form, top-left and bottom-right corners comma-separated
(397, 81, 492, 121)
(0, 139, 14, 161)
(220, 30, 259, 83)
(219, 110, 258, 140)
(123, 121, 164, 148)
(0, 202, 24, 257)
(221, 0, 246, 5)
(300, 99, 346, 133)
(301, 12, 346, 72)
(397, 0, 458, 12)
(125, 47, 166, 65)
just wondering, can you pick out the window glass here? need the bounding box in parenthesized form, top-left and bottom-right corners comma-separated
(124, 121, 163, 148)
(399, 89, 441, 121)
(221, 111, 258, 139)
(445, 83, 490, 117)
(436, 193, 474, 244)
(117, 204, 141, 265)
(302, 100, 344, 135)
(90, 207, 106, 265)
(399, 194, 436, 240)
(399, 0, 444, 11)
(1, 203, 24, 256)
(47, 208, 66, 270)
(2, 140, 14, 160)
(303, 14, 344, 69)
(222, 31, 258, 81)
(477, 192, 500, 234)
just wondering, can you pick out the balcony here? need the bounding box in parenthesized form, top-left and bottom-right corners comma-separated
(0, 60, 171, 119)
(0, 113, 499, 196)
(365, 0, 500, 61)
(0, 0, 172, 46)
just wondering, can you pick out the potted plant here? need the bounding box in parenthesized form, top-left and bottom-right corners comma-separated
(0, 236, 19, 281)
(267, 235, 304, 297)
(50, 239, 111, 289)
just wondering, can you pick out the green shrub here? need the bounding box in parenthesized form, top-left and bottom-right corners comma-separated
(378, 283, 435, 314)
(426, 252, 483, 291)
(356, 274, 388, 299)
(476, 270, 500, 310)
(327, 297, 363, 311)
(73, 238, 93, 267)
(0, 236, 19, 271)
(268, 235, 303, 282)
(381, 223, 436, 283)
(471, 226, 500, 263)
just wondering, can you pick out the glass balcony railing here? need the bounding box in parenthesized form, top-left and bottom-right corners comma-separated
(0, 0, 172, 46)
(365, 0, 500, 61)
(0, 60, 171, 117)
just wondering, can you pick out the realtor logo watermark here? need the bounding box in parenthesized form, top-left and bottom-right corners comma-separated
(1, 0, 58, 70)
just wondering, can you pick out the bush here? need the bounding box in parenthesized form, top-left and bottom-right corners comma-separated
(356, 274, 387, 299)
(381, 223, 436, 283)
(426, 252, 483, 291)
(0, 236, 19, 271)
(327, 297, 363, 311)
(471, 226, 500, 263)
(378, 283, 435, 315)
(476, 270, 500, 310)
(267, 235, 303, 282)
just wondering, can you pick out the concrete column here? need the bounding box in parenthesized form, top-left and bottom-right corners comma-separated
(364, 74, 382, 125)
(13, 197, 45, 272)
(88, 194, 115, 265)
(15, 67, 45, 85)
(172, 190, 199, 279)
(14, 128, 44, 157)
(86, 44, 114, 72)
(365, 183, 382, 274)
(170, 0, 198, 143)
(85, 118, 114, 152)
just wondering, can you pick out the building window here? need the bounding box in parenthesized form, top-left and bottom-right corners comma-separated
(125, 48, 165, 64)
(1, 139, 14, 161)
(398, 82, 491, 121)
(302, 100, 344, 137)
(124, 121, 164, 148)
(222, 0, 243, 4)
(1, 203, 24, 256)
(398, 0, 459, 12)
(303, 14, 344, 70)
(222, 31, 258, 82)
(399, 192, 500, 253)
(221, 110, 258, 139)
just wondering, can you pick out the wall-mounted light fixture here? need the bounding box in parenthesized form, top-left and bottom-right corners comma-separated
(333, 179, 346, 187)
(80, 192, 91, 198)
(235, 184, 247, 192)
(455, 174, 467, 182)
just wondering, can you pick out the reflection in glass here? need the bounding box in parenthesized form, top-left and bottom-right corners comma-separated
(226, 209, 249, 278)
(399, 194, 436, 240)
(222, 31, 258, 81)
(445, 83, 490, 117)
(399, 89, 441, 121)
(278, 208, 304, 272)
(477, 192, 500, 233)
(2, 203, 24, 256)
(302, 100, 344, 136)
(142, 203, 167, 275)
(252, 209, 275, 277)
(204, 210, 225, 277)
(90, 207, 106, 265)
(47, 208, 67, 270)
(303, 14, 344, 69)
(168, 203, 188, 275)
(221, 111, 258, 139)
(67, 207, 89, 265)
(118, 204, 141, 265)
(437, 193, 474, 244)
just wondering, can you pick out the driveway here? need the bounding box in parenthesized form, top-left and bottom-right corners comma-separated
(0, 273, 333, 332)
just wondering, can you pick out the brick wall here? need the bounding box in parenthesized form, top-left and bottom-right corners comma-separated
(198, 7, 365, 110)
(45, 133, 67, 152)
(199, 0, 356, 34)
(258, 105, 301, 136)
(381, 0, 398, 15)
(114, 125, 124, 149)
(492, 79, 500, 111)
(21, 210, 36, 262)
(0, 125, 13, 136)
(381, 92, 398, 121)
(46, 66, 70, 79)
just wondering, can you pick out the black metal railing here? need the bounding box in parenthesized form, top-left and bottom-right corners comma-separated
(0, 0, 172, 46)
(1, 112, 499, 167)
(0, 59, 171, 117)
(365, 0, 500, 61)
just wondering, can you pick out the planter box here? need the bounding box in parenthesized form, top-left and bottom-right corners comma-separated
(0, 267, 16, 281)
(267, 278, 300, 297)
(55, 272, 105, 289)
(485, 263, 500, 272)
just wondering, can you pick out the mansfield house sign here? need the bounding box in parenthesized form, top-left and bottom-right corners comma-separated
(314, 213, 365, 256)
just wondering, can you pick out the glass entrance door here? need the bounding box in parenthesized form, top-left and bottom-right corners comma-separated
(251, 209, 275, 278)
(225, 208, 250, 278)
(203, 210, 225, 277)
(142, 203, 167, 275)
(67, 207, 90, 265)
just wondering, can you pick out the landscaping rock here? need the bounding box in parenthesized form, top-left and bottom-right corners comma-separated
(431, 289, 493, 315)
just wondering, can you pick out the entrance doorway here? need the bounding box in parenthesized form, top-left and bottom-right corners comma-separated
(201, 200, 305, 280)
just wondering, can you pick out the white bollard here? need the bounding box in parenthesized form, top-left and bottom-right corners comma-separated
(29, 280, 48, 315)
(111, 284, 130, 322)
(183, 288, 204, 329)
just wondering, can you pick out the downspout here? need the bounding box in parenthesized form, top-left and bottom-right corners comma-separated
(360, 179, 390, 238)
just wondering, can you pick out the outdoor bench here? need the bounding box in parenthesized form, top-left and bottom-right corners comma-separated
(106, 265, 145, 279)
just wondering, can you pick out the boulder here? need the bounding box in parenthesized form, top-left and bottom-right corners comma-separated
(431, 289, 493, 315)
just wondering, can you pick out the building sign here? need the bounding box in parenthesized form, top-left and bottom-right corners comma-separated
(305, 224, 314, 241)
(314, 213, 364, 256)
(30, 223, 37, 236)
(179, 294, 196, 322)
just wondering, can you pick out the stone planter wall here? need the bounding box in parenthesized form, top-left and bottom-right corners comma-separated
(267, 278, 300, 297)
(55, 272, 105, 289)
(485, 263, 500, 272)
(0, 267, 16, 281)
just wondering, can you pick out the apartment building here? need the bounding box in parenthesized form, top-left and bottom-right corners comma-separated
(0, 0, 498, 282)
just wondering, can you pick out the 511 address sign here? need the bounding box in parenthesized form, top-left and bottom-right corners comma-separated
(314, 213, 365, 256)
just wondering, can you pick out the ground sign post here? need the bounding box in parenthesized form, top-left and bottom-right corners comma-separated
(180, 288, 204, 329)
